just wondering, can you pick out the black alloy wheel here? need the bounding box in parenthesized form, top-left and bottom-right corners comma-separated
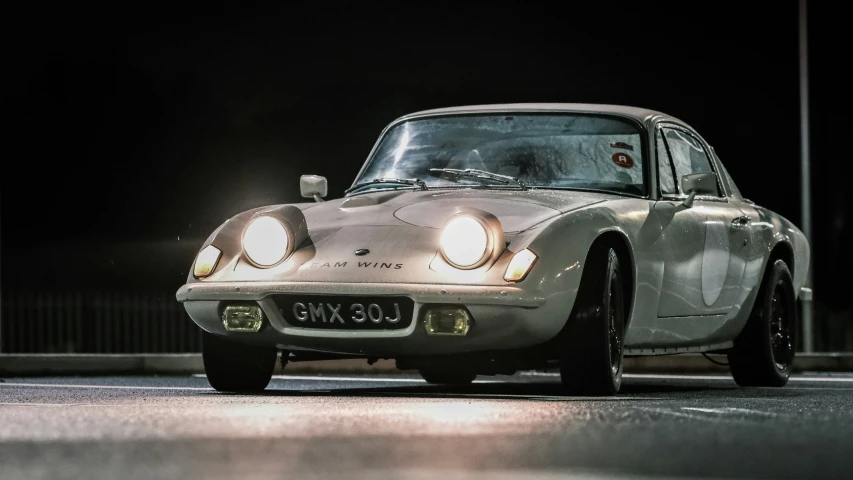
(560, 244, 626, 396)
(728, 259, 797, 387)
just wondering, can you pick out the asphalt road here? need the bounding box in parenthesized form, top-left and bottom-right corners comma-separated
(1, 372, 852, 480)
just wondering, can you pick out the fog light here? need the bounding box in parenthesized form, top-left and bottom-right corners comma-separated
(222, 305, 264, 332)
(424, 307, 471, 336)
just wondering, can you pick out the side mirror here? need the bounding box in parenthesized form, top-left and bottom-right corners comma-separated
(300, 175, 328, 202)
(681, 172, 718, 208)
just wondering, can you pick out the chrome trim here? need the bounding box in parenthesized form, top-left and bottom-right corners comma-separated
(176, 282, 546, 308)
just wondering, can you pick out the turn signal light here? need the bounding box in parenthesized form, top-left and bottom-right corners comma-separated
(193, 245, 222, 278)
(504, 248, 537, 282)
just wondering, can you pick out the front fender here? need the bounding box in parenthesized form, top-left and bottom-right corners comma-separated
(506, 199, 645, 334)
(751, 207, 810, 296)
(185, 204, 310, 284)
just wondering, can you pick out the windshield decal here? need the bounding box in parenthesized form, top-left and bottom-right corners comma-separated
(612, 153, 634, 168)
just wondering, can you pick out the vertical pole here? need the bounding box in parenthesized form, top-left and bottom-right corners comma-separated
(799, 0, 814, 353)
(0, 188, 3, 353)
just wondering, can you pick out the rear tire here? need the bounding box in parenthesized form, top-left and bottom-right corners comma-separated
(418, 368, 477, 385)
(202, 331, 278, 392)
(728, 259, 796, 387)
(559, 245, 626, 396)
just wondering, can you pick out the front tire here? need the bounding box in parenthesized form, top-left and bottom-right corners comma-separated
(202, 331, 278, 392)
(559, 245, 626, 396)
(728, 259, 796, 387)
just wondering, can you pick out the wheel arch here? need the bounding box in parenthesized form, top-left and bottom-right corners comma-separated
(589, 230, 636, 329)
(768, 240, 795, 279)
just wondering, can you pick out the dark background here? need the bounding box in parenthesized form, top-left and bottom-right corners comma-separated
(2, 2, 850, 349)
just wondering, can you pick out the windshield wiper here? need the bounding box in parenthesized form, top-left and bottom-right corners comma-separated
(428, 168, 528, 190)
(345, 177, 427, 194)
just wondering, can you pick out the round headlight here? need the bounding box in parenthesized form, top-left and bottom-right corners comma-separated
(440, 215, 489, 268)
(242, 216, 290, 267)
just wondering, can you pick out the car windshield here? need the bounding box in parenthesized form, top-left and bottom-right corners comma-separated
(352, 113, 646, 196)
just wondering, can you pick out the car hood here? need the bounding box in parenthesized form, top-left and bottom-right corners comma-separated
(203, 189, 609, 284)
(301, 189, 607, 234)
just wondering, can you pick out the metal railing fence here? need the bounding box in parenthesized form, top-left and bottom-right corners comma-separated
(0, 289, 850, 354)
(0, 290, 200, 353)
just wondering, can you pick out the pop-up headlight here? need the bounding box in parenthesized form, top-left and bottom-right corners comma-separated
(440, 216, 489, 268)
(438, 210, 504, 270)
(242, 216, 290, 267)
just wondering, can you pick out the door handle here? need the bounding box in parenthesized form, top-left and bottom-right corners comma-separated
(731, 215, 750, 227)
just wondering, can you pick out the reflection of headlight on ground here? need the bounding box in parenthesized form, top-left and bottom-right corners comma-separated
(407, 401, 501, 424)
(213, 401, 531, 436)
(242, 216, 289, 267)
(193, 245, 221, 278)
(440, 216, 489, 268)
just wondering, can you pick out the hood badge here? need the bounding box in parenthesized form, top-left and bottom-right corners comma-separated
(354, 249, 370, 256)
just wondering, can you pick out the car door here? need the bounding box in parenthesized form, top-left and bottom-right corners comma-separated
(712, 151, 763, 309)
(653, 124, 748, 317)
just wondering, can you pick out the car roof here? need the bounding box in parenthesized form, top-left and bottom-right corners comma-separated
(395, 103, 686, 126)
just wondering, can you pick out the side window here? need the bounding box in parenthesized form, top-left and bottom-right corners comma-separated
(714, 151, 743, 199)
(662, 127, 719, 196)
(656, 129, 677, 194)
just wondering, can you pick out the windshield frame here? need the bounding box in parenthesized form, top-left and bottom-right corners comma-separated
(348, 111, 651, 198)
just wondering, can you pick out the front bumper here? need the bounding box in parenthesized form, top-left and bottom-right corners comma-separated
(176, 281, 569, 356)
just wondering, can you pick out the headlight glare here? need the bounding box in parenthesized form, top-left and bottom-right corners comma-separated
(504, 248, 537, 282)
(242, 216, 290, 267)
(193, 245, 222, 278)
(440, 215, 489, 268)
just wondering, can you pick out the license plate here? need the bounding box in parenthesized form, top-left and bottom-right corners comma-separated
(271, 294, 414, 330)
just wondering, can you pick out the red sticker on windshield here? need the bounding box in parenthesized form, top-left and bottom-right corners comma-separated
(612, 153, 634, 168)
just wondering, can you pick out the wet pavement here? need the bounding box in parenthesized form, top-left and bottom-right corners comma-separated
(1, 372, 852, 479)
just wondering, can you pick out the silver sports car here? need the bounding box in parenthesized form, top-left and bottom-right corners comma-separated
(177, 103, 809, 395)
